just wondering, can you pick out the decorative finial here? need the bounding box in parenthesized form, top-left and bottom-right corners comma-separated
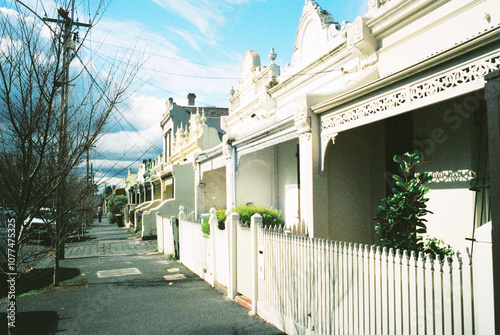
(200, 109, 207, 124)
(193, 107, 201, 124)
(268, 48, 277, 64)
(177, 123, 185, 137)
(229, 86, 235, 97)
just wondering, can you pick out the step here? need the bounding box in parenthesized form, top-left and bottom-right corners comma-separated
(235, 295, 252, 310)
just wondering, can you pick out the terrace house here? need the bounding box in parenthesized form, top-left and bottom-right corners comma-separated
(166, 0, 500, 332)
(136, 94, 228, 238)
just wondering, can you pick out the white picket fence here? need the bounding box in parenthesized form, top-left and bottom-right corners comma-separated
(157, 208, 482, 335)
(178, 215, 211, 281)
(258, 226, 475, 335)
(156, 214, 175, 256)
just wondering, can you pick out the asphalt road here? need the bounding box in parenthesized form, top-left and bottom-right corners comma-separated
(1, 218, 284, 334)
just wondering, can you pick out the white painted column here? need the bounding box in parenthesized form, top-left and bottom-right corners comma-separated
(228, 211, 239, 299)
(194, 162, 202, 220)
(294, 94, 329, 238)
(251, 213, 262, 315)
(209, 207, 217, 288)
(224, 136, 237, 211)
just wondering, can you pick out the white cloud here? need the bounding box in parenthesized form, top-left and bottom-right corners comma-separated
(152, 0, 256, 45)
(120, 94, 166, 132)
(97, 126, 162, 159)
(152, 0, 221, 44)
(165, 26, 201, 52)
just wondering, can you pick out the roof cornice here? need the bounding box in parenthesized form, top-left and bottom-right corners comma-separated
(312, 23, 500, 114)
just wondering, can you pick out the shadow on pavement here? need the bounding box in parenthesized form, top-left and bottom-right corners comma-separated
(65, 234, 97, 243)
(0, 311, 60, 334)
(0, 267, 82, 298)
(97, 278, 174, 288)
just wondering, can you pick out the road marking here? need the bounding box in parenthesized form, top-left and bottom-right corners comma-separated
(97, 268, 141, 278)
(167, 268, 180, 273)
(163, 273, 185, 281)
(157, 260, 170, 264)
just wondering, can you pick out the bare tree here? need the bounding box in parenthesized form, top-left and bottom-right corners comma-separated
(0, 1, 142, 332)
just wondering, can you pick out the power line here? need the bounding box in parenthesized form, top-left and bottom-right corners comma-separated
(73, 52, 163, 153)
(80, 45, 224, 106)
(85, 38, 239, 73)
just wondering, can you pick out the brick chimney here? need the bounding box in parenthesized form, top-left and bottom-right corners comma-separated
(187, 93, 196, 106)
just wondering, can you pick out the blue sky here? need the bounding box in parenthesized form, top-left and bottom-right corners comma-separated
(4, 0, 367, 186)
(99, 0, 367, 106)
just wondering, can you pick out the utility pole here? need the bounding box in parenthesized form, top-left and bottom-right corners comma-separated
(43, 1, 91, 285)
(87, 148, 90, 185)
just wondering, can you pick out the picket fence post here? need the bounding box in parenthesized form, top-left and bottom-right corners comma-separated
(251, 213, 262, 315)
(209, 207, 217, 287)
(228, 211, 239, 299)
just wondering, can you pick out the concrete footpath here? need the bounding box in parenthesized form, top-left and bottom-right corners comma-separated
(1, 218, 284, 334)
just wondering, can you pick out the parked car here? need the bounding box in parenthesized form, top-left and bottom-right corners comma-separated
(24, 208, 56, 241)
(25, 217, 53, 240)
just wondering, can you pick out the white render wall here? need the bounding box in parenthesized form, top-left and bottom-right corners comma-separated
(325, 121, 385, 244)
(412, 95, 478, 253)
(200, 167, 226, 213)
(276, 140, 299, 226)
(236, 140, 299, 224)
(237, 147, 275, 208)
(141, 164, 196, 237)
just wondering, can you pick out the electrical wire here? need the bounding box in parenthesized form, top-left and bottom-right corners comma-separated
(81, 41, 348, 81)
(84, 38, 239, 73)
(73, 51, 163, 153)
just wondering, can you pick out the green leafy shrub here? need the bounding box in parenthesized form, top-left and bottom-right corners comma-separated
(423, 237, 454, 260)
(216, 210, 226, 230)
(201, 216, 210, 238)
(232, 205, 284, 228)
(374, 153, 433, 252)
(108, 195, 127, 224)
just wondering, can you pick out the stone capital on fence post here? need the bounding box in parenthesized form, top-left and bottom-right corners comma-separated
(179, 206, 185, 221)
(228, 212, 239, 299)
(209, 207, 217, 287)
(251, 213, 262, 315)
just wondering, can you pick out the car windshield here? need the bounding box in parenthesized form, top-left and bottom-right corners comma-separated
(38, 209, 54, 221)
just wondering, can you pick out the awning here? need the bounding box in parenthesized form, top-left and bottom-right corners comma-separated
(237, 128, 298, 157)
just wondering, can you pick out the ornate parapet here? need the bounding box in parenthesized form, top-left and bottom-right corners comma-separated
(161, 98, 176, 127)
(345, 16, 377, 69)
(303, 1, 335, 29)
(170, 108, 210, 163)
(228, 49, 280, 115)
(369, 0, 394, 10)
